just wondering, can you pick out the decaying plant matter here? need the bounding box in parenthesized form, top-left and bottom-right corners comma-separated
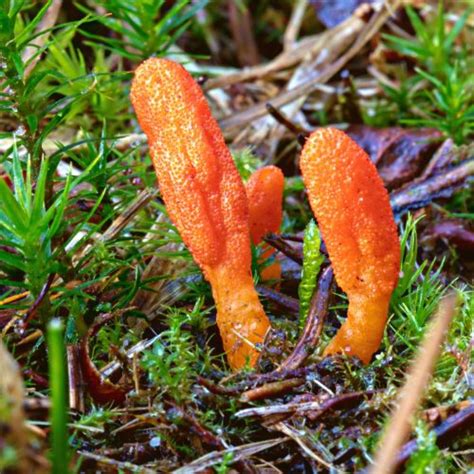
(0, 1, 473, 472)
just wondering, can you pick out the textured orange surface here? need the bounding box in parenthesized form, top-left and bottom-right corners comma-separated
(246, 166, 284, 245)
(300, 128, 400, 363)
(131, 58, 270, 370)
(246, 166, 284, 282)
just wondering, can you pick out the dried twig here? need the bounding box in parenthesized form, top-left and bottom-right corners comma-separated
(67, 344, 84, 413)
(390, 159, 474, 215)
(265, 103, 309, 141)
(196, 376, 240, 396)
(370, 293, 459, 474)
(395, 402, 474, 469)
(283, 0, 309, 50)
(236, 390, 375, 420)
(274, 422, 335, 470)
(99, 190, 157, 242)
(240, 378, 305, 403)
(278, 267, 333, 371)
(257, 285, 300, 316)
(172, 438, 288, 474)
(264, 233, 303, 265)
(78, 451, 156, 474)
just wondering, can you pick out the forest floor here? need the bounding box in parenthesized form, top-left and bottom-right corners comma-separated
(0, 1, 473, 473)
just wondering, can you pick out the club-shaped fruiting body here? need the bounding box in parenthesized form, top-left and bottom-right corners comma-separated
(131, 58, 270, 370)
(246, 166, 284, 282)
(300, 128, 400, 363)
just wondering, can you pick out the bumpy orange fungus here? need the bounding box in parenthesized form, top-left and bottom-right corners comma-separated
(245, 166, 284, 282)
(300, 128, 400, 363)
(131, 58, 270, 370)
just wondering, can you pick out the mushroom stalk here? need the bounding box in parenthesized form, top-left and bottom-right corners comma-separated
(300, 128, 400, 363)
(131, 58, 270, 370)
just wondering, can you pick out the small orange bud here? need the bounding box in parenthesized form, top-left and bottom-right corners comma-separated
(246, 166, 284, 282)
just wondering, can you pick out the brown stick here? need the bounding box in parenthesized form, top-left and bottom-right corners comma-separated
(283, 0, 309, 50)
(265, 103, 309, 144)
(203, 8, 366, 91)
(257, 285, 300, 316)
(370, 293, 459, 474)
(240, 378, 305, 403)
(395, 402, 474, 469)
(390, 158, 474, 215)
(279, 267, 333, 371)
(236, 390, 375, 419)
(67, 344, 84, 412)
(264, 233, 303, 265)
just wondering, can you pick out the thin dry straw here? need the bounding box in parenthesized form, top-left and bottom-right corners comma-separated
(370, 292, 458, 474)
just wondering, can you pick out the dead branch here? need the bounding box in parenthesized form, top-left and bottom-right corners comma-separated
(390, 158, 474, 215)
(278, 267, 333, 371)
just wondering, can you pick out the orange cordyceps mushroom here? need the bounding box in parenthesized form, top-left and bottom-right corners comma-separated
(130, 58, 270, 370)
(246, 166, 284, 282)
(300, 128, 400, 364)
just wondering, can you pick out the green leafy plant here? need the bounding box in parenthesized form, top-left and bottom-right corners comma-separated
(389, 215, 445, 352)
(405, 421, 441, 474)
(383, 4, 470, 77)
(298, 219, 324, 328)
(0, 2, 89, 173)
(141, 299, 213, 401)
(382, 4, 473, 143)
(0, 151, 69, 299)
(79, 0, 208, 61)
(404, 64, 474, 144)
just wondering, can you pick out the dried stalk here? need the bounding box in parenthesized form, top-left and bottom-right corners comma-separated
(240, 378, 305, 402)
(370, 293, 458, 474)
(283, 0, 309, 50)
(390, 159, 474, 215)
(172, 438, 288, 474)
(278, 267, 333, 371)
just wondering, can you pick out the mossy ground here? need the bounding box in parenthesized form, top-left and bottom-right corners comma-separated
(0, 1, 472, 472)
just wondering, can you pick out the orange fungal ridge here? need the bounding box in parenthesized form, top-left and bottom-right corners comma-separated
(300, 128, 400, 363)
(131, 58, 270, 370)
(246, 166, 284, 282)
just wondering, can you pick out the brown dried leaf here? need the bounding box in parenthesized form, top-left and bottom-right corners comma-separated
(347, 125, 442, 189)
(423, 219, 474, 259)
